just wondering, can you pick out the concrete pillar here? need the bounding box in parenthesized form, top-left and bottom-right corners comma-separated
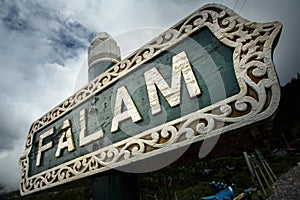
(88, 32, 139, 200)
(88, 32, 121, 81)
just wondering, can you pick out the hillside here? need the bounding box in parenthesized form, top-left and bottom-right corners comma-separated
(1, 74, 300, 199)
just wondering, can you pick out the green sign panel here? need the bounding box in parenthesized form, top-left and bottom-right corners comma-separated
(20, 4, 282, 195)
(29, 27, 239, 176)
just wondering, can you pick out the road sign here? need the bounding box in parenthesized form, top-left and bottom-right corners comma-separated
(19, 4, 282, 195)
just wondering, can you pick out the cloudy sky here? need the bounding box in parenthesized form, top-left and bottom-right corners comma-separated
(0, 0, 299, 194)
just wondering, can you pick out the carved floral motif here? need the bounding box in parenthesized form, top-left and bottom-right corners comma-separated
(20, 4, 282, 195)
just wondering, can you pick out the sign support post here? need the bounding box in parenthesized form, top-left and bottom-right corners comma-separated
(88, 32, 139, 200)
(19, 4, 282, 196)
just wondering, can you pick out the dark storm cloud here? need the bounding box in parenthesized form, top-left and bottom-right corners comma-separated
(2, 4, 29, 32)
(0, 0, 299, 194)
(0, 0, 95, 151)
(0, 126, 17, 151)
(48, 21, 95, 65)
(0, 0, 95, 65)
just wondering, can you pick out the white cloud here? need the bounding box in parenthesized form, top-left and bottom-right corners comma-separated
(0, 139, 24, 193)
(0, 0, 299, 194)
(0, 0, 93, 193)
(0, 150, 8, 159)
(0, 51, 88, 193)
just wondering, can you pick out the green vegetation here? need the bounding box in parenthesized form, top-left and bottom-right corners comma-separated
(138, 74, 300, 199)
(139, 156, 251, 199)
(1, 75, 299, 200)
(138, 153, 300, 199)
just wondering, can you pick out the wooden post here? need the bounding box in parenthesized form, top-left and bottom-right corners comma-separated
(255, 150, 277, 184)
(243, 152, 264, 200)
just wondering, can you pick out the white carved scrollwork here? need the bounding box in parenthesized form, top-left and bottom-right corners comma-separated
(20, 4, 282, 195)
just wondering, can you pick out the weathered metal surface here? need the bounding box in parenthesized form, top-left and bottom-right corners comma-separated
(19, 4, 282, 195)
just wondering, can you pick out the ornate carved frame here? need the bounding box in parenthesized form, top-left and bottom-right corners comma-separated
(19, 4, 282, 195)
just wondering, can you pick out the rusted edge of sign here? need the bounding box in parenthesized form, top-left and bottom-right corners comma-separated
(19, 3, 282, 195)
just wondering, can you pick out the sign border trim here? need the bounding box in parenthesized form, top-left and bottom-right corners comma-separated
(20, 3, 282, 195)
